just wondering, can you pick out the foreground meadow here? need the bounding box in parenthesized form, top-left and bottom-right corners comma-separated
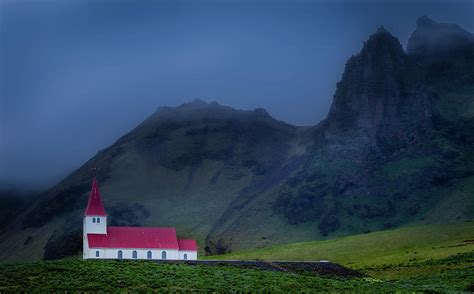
(0, 252, 473, 292)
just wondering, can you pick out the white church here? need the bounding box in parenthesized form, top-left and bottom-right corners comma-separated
(83, 178, 197, 260)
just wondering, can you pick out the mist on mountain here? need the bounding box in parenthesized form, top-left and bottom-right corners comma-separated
(2, 0, 473, 190)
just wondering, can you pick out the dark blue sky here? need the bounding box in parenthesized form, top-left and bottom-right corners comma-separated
(1, 0, 473, 189)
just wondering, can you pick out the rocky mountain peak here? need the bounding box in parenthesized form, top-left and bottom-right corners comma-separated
(150, 99, 277, 124)
(361, 27, 405, 59)
(325, 27, 407, 132)
(374, 26, 390, 36)
(416, 15, 437, 27)
(407, 16, 474, 57)
(324, 26, 434, 158)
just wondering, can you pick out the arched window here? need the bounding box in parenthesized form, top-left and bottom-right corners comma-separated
(147, 251, 152, 259)
(132, 250, 137, 259)
(97, 217, 100, 223)
(118, 250, 123, 259)
(183, 253, 187, 260)
(96, 251, 100, 257)
(92, 217, 96, 223)
(161, 251, 167, 260)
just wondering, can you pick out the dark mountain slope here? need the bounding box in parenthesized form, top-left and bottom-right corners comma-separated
(324, 27, 435, 159)
(0, 17, 472, 261)
(205, 18, 474, 254)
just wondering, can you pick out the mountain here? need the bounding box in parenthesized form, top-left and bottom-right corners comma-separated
(407, 16, 474, 58)
(207, 18, 474, 254)
(0, 100, 314, 261)
(0, 17, 473, 261)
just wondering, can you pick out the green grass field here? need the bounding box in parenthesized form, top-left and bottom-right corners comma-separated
(1, 222, 473, 292)
(206, 222, 473, 264)
(206, 222, 474, 281)
(0, 253, 473, 292)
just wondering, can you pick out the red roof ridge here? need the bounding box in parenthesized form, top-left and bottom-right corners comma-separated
(84, 178, 107, 216)
(108, 226, 176, 230)
(88, 226, 181, 249)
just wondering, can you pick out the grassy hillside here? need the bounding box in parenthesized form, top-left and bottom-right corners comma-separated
(205, 222, 474, 279)
(0, 102, 313, 262)
(0, 253, 472, 292)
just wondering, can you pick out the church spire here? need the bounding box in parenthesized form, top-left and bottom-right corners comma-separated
(84, 178, 107, 216)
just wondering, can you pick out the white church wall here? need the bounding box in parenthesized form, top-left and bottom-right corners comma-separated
(85, 248, 180, 260)
(178, 250, 197, 260)
(84, 216, 107, 234)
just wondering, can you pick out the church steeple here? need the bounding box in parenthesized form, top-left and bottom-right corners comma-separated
(83, 178, 107, 240)
(84, 178, 107, 217)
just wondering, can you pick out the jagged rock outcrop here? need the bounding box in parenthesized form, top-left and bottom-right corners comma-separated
(269, 20, 473, 241)
(324, 27, 436, 159)
(407, 16, 474, 57)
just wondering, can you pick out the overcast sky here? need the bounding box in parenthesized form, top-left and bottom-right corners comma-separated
(1, 0, 473, 189)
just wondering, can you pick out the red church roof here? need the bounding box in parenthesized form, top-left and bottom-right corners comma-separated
(84, 178, 107, 216)
(177, 239, 198, 251)
(88, 226, 180, 249)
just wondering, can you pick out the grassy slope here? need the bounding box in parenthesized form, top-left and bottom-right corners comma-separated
(0, 106, 310, 262)
(205, 222, 474, 276)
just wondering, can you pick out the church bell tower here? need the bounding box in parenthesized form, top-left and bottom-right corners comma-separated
(83, 178, 107, 258)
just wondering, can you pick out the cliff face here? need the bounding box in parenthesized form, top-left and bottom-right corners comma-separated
(265, 17, 473, 244)
(324, 27, 435, 159)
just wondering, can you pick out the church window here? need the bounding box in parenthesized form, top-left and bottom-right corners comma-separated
(97, 217, 100, 223)
(118, 250, 123, 259)
(147, 251, 152, 259)
(184, 253, 187, 260)
(96, 251, 99, 257)
(133, 250, 138, 259)
(92, 217, 96, 223)
(161, 251, 167, 260)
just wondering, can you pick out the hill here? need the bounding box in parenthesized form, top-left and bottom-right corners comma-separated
(0, 16, 473, 262)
